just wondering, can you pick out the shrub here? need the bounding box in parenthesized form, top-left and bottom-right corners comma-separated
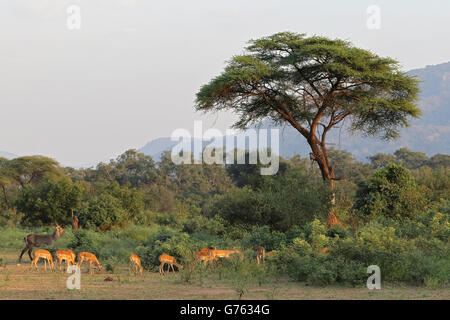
(0, 210, 23, 228)
(289, 255, 366, 287)
(241, 226, 287, 251)
(355, 163, 429, 221)
(289, 255, 336, 286)
(291, 238, 313, 256)
(307, 219, 329, 253)
(183, 214, 227, 236)
(266, 246, 298, 274)
(136, 227, 195, 271)
(78, 193, 126, 230)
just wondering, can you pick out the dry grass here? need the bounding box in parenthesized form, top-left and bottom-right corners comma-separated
(0, 249, 448, 300)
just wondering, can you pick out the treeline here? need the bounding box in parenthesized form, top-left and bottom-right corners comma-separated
(0, 147, 448, 232)
(0, 147, 449, 287)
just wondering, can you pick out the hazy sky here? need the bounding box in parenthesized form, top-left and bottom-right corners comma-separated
(1, 0, 449, 167)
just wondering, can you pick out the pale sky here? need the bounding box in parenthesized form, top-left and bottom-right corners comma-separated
(1, 0, 449, 167)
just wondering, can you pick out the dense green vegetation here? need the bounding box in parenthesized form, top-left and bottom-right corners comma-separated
(0, 147, 448, 288)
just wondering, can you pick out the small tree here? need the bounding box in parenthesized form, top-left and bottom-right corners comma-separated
(195, 32, 420, 224)
(15, 177, 82, 226)
(354, 163, 428, 221)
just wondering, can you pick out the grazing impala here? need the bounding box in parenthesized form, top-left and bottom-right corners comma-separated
(211, 248, 243, 260)
(195, 249, 216, 265)
(129, 254, 143, 276)
(19, 224, 64, 262)
(77, 252, 103, 274)
(30, 249, 54, 271)
(158, 254, 183, 275)
(256, 246, 265, 264)
(55, 249, 76, 271)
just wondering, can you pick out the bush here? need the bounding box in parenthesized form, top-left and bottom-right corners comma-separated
(289, 255, 336, 286)
(355, 163, 429, 221)
(0, 210, 23, 228)
(266, 246, 298, 274)
(15, 177, 82, 227)
(78, 193, 126, 230)
(136, 227, 195, 271)
(291, 238, 313, 256)
(183, 214, 227, 236)
(289, 255, 366, 287)
(241, 226, 287, 251)
(67, 228, 137, 264)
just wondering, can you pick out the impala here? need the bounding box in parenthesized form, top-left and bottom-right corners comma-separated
(55, 249, 76, 271)
(195, 249, 216, 265)
(158, 254, 183, 275)
(129, 254, 143, 276)
(30, 249, 54, 271)
(19, 224, 64, 262)
(211, 248, 243, 260)
(77, 252, 103, 274)
(256, 246, 265, 264)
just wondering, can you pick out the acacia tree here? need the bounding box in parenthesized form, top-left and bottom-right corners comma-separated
(0, 156, 61, 213)
(7, 156, 61, 187)
(195, 32, 420, 224)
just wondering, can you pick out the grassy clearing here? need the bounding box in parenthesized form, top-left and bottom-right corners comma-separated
(0, 249, 448, 300)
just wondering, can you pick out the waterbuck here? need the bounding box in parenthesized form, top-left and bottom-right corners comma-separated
(19, 224, 65, 262)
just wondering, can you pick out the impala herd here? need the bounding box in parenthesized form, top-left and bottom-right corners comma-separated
(19, 225, 276, 276)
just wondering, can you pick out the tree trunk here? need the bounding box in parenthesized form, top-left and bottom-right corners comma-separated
(308, 140, 342, 228)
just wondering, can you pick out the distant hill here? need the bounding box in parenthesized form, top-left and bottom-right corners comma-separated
(0, 151, 18, 160)
(139, 62, 450, 162)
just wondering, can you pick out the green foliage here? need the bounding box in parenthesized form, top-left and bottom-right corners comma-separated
(290, 255, 367, 287)
(78, 193, 126, 230)
(136, 227, 195, 271)
(394, 148, 429, 170)
(15, 177, 81, 226)
(241, 226, 287, 251)
(355, 163, 429, 220)
(204, 169, 330, 231)
(5, 156, 62, 187)
(183, 213, 227, 235)
(308, 219, 329, 252)
(64, 225, 152, 264)
(412, 166, 450, 202)
(0, 210, 23, 228)
(291, 238, 313, 256)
